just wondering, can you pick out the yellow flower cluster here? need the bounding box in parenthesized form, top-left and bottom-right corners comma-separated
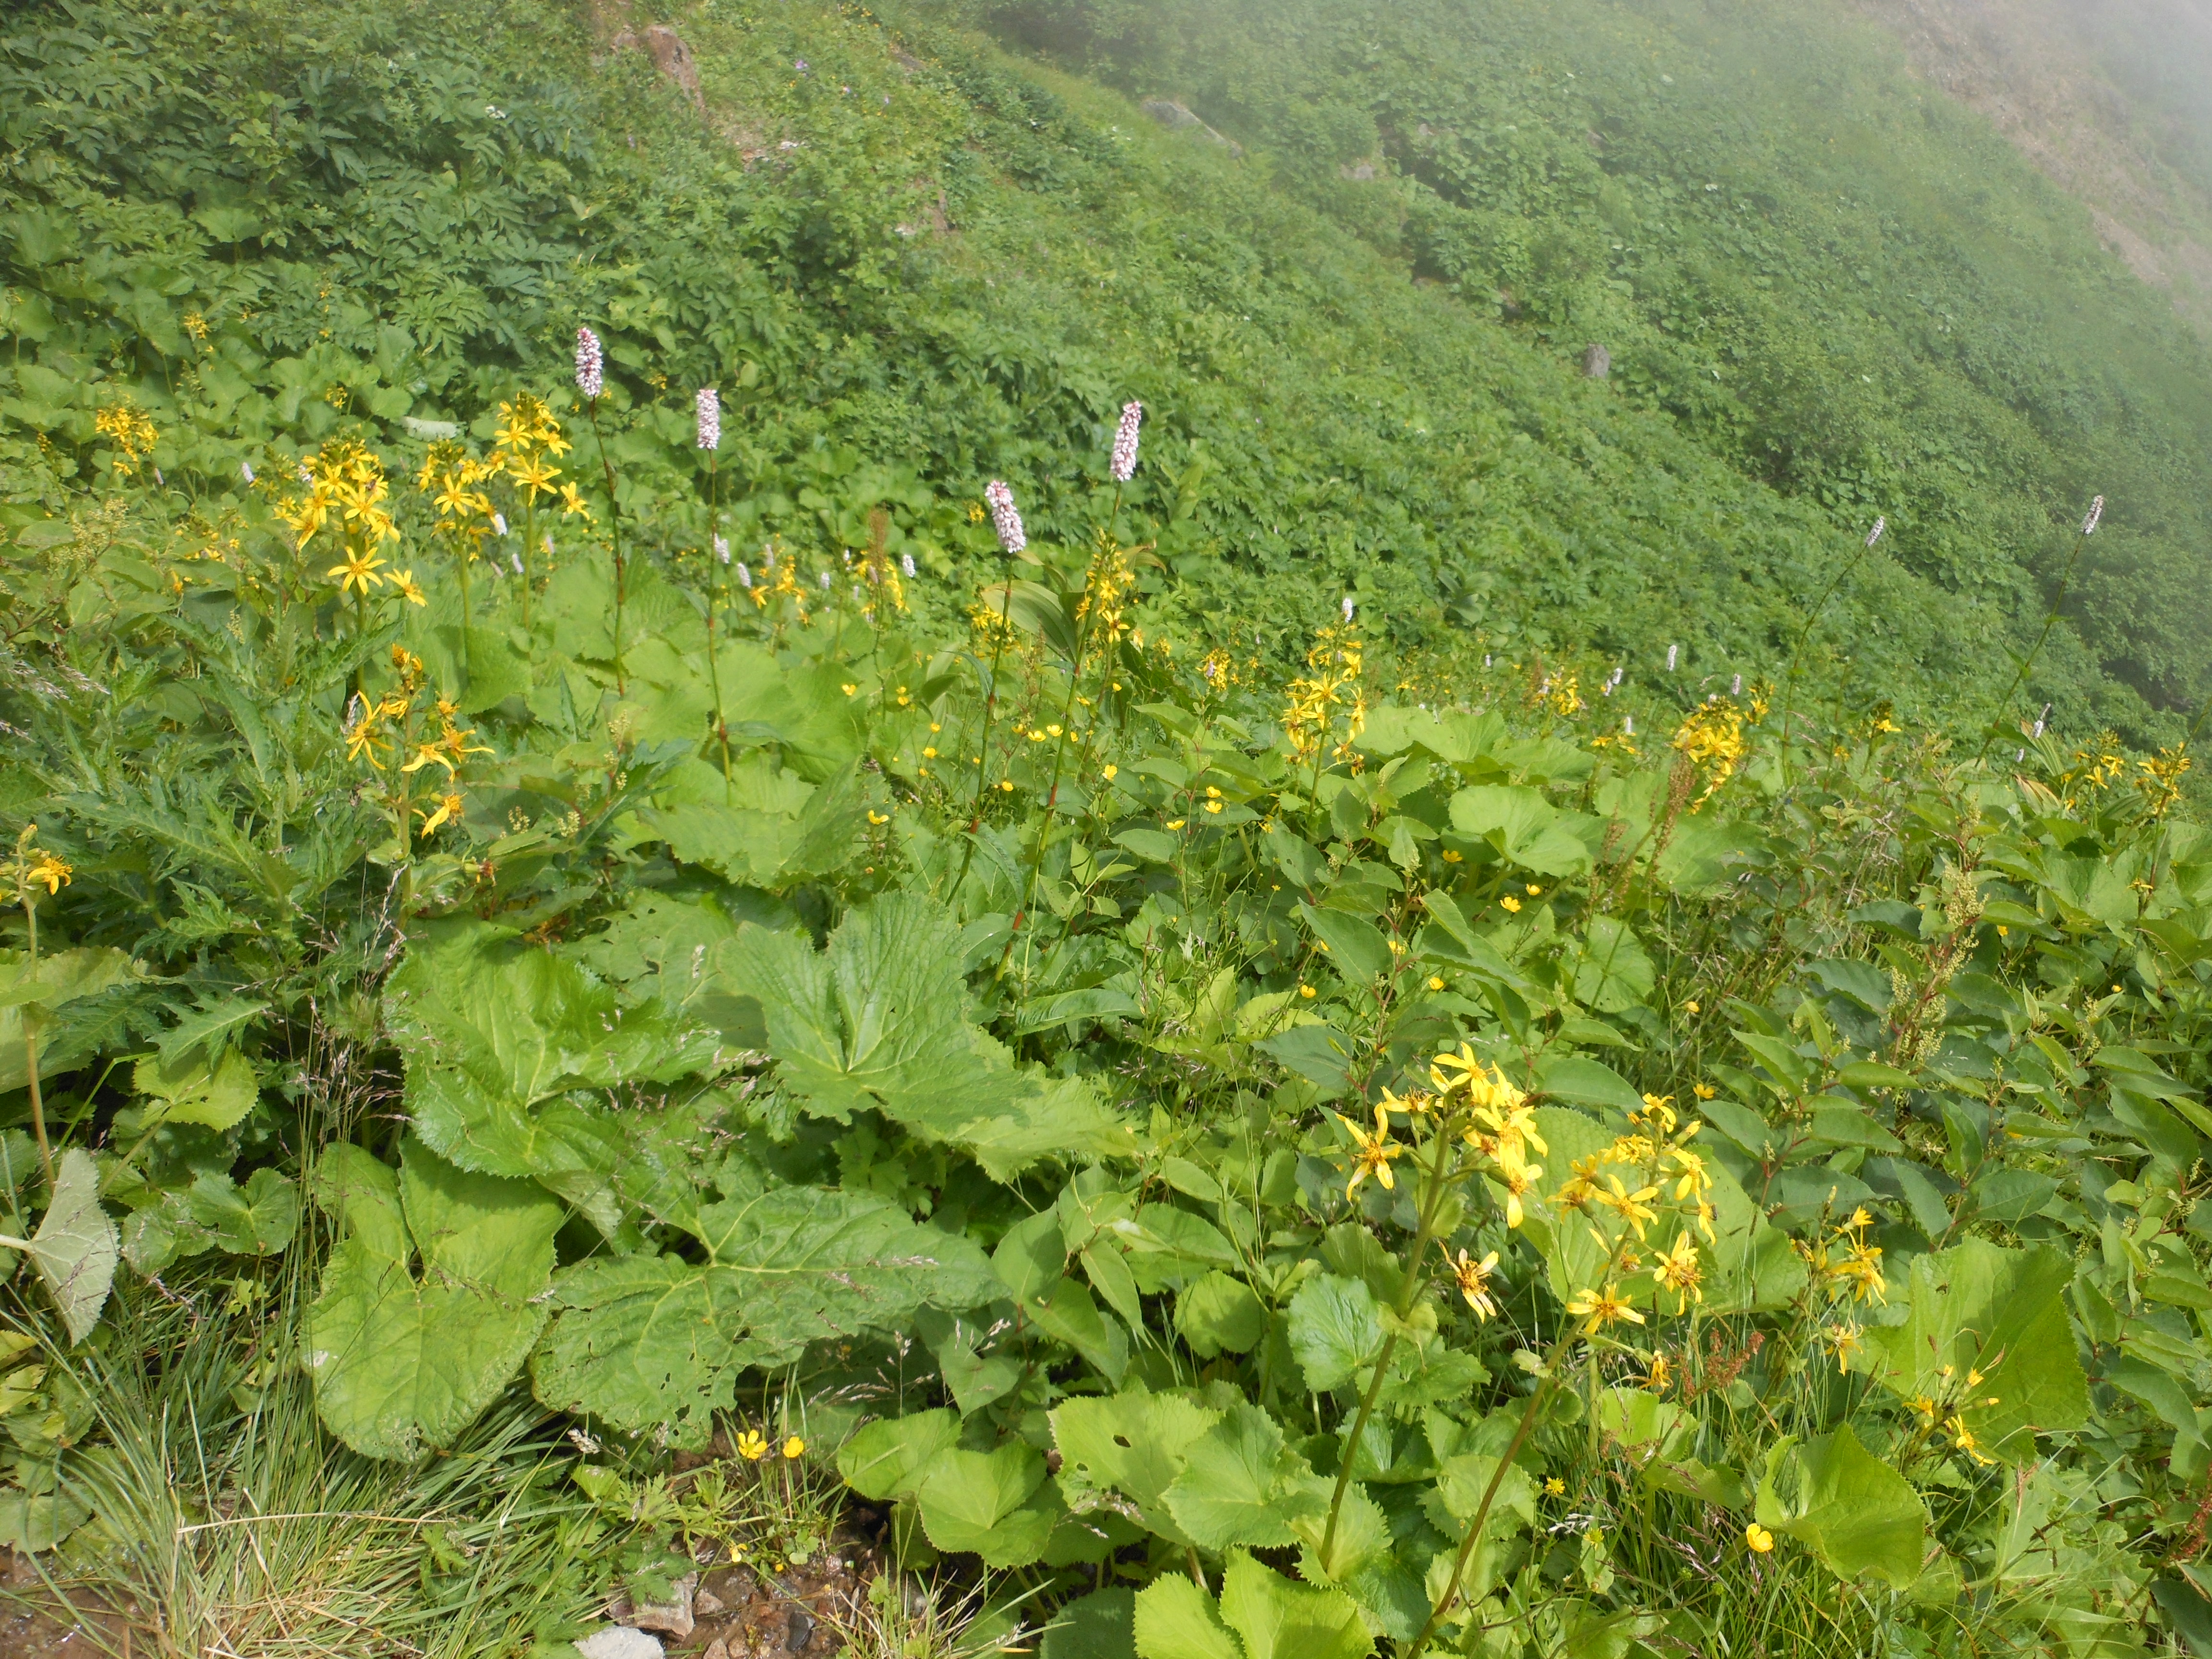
(342, 647, 492, 842)
(1554, 1094, 1714, 1333)
(416, 439, 499, 551)
(279, 437, 398, 560)
(491, 394, 590, 520)
(1671, 693, 1750, 805)
(1283, 624, 1365, 762)
(93, 405, 159, 478)
(1793, 1205, 1888, 1306)
(2135, 743, 2191, 818)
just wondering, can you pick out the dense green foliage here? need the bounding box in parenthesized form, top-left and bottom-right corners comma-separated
(4, 1, 2212, 1656)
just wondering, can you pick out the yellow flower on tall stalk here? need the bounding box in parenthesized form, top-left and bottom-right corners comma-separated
(327, 548, 387, 597)
(388, 568, 428, 607)
(1593, 1175, 1661, 1239)
(1335, 1104, 1405, 1200)
(415, 791, 465, 836)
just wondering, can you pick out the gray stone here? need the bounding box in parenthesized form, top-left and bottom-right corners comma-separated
(575, 1628, 663, 1659)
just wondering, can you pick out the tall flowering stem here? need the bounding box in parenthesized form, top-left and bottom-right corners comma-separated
(1974, 494, 2104, 763)
(1401, 1092, 1716, 1659)
(1778, 515, 1885, 789)
(697, 388, 731, 786)
(2, 826, 71, 1189)
(576, 326, 629, 693)
(1316, 1058, 1543, 1563)
(969, 482, 1024, 831)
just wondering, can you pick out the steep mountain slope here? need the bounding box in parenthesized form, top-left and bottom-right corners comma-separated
(0, 0, 2206, 745)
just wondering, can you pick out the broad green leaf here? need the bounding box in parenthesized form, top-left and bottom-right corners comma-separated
(0, 947, 139, 1090)
(1298, 903, 1394, 983)
(1133, 1573, 1241, 1659)
(1055, 1391, 1221, 1540)
(1859, 1238, 2089, 1461)
(1755, 1425, 1924, 1588)
(836, 1408, 961, 1501)
(1450, 786, 1592, 877)
(1292, 1480, 1390, 1584)
(130, 1049, 259, 1132)
(717, 894, 1127, 1177)
(305, 1140, 561, 1460)
(1029, 1274, 1130, 1383)
(1163, 1402, 1326, 1550)
(1534, 1055, 1643, 1114)
(185, 1168, 298, 1256)
(388, 922, 719, 1229)
(916, 1443, 1062, 1566)
(1570, 916, 1654, 1013)
(1218, 1551, 1373, 1659)
(645, 755, 864, 888)
(1286, 1274, 1385, 1392)
(0, 1489, 90, 1553)
(1176, 1271, 1267, 1358)
(12, 1149, 117, 1343)
(534, 1185, 997, 1448)
(154, 994, 270, 1068)
(1043, 1587, 1138, 1659)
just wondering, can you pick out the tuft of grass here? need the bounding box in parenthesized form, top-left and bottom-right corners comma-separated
(25, 1269, 613, 1659)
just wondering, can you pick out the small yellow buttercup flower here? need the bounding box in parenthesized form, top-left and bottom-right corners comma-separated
(782, 1436, 806, 1459)
(1299, 985, 1316, 999)
(735, 1429, 770, 1461)
(1500, 895, 1522, 914)
(1102, 764, 1118, 781)
(1745, 1523, 1774, 1554)
(1428, 975, 1445, 991)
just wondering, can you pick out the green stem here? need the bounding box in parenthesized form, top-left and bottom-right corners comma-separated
(586, 398, 628, 696)
(22, 897, 48, 1189)
(1975, 518, 2093, 764)
(1402, 1337, 1575, 1659)
(705, 458, 731, 790)
(1319, 1118, 1456, 1562)
(948, 571, 1016, 902)
(1777, 523, 1880, 790)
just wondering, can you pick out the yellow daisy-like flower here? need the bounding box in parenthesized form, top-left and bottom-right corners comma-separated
(1335, 1104, 1405, 1201)
(1564, 1284, 1646, 1334)
(1651, 1232, 1704, 1313)
(1593, 1175, 1661, 1240)
(327, 548, 387, 596)
(415, 792, 465, 836)
(1446, 1247, 1500, 1320)
(388, 568, 428, 607)
(25, 851, 71, 897)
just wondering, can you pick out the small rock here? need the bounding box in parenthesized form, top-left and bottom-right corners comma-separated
(702, 1641, 730, 1659)
(696, 1588, 727, 1617)
(630, 1574, 698, 1639)
(1140, 97, 1201, 131)
(1582, 343, 1611, 380)
(575, 1627, 663, 1659)
(784, 1606, 815, 1653)
(643, 24, 705, 112)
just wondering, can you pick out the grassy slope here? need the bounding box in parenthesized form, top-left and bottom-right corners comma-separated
(0, 0, 2200, 740)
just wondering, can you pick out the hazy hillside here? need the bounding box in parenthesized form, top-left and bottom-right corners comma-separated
(1852, 0, 2212, 342)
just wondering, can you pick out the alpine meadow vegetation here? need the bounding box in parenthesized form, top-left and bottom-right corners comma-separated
(2, 0, 2212, 1657)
